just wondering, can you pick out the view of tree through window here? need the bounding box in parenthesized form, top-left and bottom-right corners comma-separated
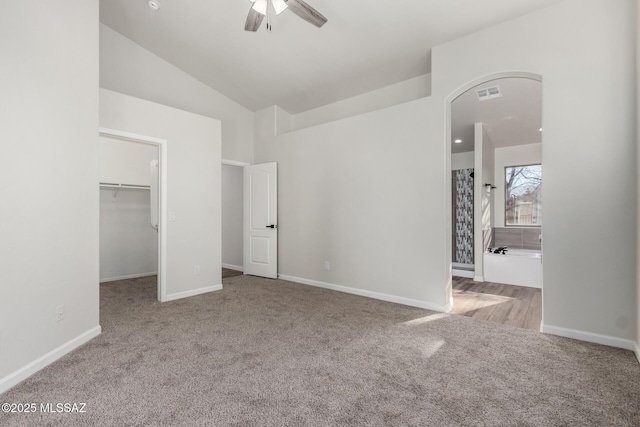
(505, 164, 542, 226)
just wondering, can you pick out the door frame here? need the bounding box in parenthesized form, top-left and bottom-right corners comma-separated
(444, 71, 543, 311)
(99, 127, 168, 301)
(243, 162, 278, 279)
(221, 159, 250, 273)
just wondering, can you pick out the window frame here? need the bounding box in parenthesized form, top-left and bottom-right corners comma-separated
(504, 163, 542, 228)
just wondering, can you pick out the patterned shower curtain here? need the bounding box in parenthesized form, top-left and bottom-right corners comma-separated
(453, 169, 474, 264)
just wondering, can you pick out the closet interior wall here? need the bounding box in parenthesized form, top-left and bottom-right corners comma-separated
(99, 135, 158, 282)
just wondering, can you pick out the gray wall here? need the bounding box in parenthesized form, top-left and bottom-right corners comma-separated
(636, 0, 640, 359)
(100, 188, 158, 282)
(0, 0, 100, 387)
(99, 24, 254, 164)
(222, 165, 244, 269)
(255, 98, 449, 310)
(100, 89, 222, 300)
(255, 0, 637, 346)
(434, 0, 636, 343)
(99, 137, 159, 282)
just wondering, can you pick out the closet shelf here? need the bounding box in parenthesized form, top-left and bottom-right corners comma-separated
(100, 182, 150, 190)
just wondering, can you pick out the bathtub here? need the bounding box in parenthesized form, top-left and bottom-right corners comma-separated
(483, 248, 542, 288)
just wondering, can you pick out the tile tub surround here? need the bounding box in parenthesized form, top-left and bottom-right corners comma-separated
(493, 227, 541, 250)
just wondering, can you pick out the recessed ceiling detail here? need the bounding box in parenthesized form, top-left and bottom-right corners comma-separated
(476, 86, 501, 101)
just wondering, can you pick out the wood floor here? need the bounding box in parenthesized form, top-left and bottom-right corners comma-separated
(222, 267, 243, 279)
(223, 268, 541, 331)
(450, 276, 542, 331)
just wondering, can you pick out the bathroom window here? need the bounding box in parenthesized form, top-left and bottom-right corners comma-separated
(505, 164, 542, 226)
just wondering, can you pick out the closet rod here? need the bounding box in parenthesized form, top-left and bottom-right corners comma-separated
(99, 182, 150, 190)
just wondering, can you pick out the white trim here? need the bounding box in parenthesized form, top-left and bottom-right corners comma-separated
(0, 326, 101, 394)
(452, 269, 474, 279)
(99, 272, 157, 283)
(99, 127, 166, 145)
(635, 342, 640, 365)
(163, 284, 223, 302)
(222, 159, 250, 167)
(541, 323, 636, 351)
(222, 263, 243, 272)
(99, 128, 169, 303)
(278, 274, 448, 312)
(444, 298, 453, 313)
(473, 275, 484, 282)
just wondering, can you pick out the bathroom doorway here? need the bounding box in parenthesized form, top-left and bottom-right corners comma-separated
(447, 73, 543, 330)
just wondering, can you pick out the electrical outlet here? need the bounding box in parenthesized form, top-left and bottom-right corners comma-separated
(194, 265, 201, 275)
(56, 305, 65, 322)
(324, 261, 331, 271)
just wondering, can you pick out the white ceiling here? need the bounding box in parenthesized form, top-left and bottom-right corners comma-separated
(99, 0, 562, 114)
(451, 78, 542, 154)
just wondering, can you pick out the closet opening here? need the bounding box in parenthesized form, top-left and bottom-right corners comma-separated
(99, 129, 166, 301)
(221, 160, 248, 279)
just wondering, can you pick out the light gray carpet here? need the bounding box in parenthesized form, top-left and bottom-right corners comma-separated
(1, 274, 639, 426)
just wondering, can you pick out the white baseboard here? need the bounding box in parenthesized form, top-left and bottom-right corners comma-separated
(473, 276, 484, 282)
(0, 326, 101, 395)
(162, 284, 223, 302)
(99, 272, 157, 283)
(541, 323, 636, 351)
(278, 274, 447, 312)
(635, 342, 640, 365)
(452, 269, 474, 278)
(222, 263, 243, 272)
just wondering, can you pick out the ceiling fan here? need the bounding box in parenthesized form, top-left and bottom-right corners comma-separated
(245, 0, 327, 32)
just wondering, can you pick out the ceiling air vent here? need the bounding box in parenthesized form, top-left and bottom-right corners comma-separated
(476, 85, 501, 101)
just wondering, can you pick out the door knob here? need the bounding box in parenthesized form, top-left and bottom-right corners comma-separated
(266, 224, 277, 229)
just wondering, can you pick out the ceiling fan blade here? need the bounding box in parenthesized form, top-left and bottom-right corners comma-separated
(284, 0, 327, 28)
(245, 7, 264, 31)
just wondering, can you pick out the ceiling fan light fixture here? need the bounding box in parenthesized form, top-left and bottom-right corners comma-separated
(252, 0, 268, 15)
(272, 0, 288, 15)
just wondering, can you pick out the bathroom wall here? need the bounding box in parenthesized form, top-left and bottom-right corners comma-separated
(473, 123, 494, 280)
(481, 125, 495, 251)
(493, 227, 541, 251)
(451, 152, 474, 170)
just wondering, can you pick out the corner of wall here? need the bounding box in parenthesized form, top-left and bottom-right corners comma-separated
(636, 0, 640, 362)
(274, 105, 293, 135)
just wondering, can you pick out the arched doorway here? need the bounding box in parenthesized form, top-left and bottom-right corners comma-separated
(445, 72, 543, 330)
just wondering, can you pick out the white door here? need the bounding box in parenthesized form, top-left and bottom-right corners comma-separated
(244, 162, 277, 278)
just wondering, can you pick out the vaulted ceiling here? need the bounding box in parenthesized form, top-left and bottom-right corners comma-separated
(100, 0, 562, 114)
